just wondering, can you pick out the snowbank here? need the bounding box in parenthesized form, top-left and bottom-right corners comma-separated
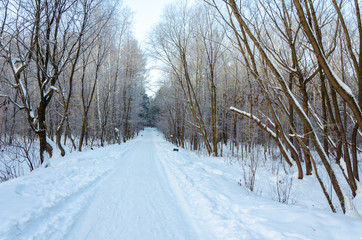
(0, 128, 361, 240)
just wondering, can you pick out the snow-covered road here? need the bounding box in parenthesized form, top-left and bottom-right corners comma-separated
(1, 128, 361, 240)
(65, 130, 198, 240)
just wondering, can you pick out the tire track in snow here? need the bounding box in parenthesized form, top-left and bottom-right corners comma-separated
(11, 170, 112, 240)
(0, 141, 137, 240)
(64, 130, 200, 240)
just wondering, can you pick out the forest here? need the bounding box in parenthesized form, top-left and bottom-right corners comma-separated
(0, 0, 151, 170)
(1, 0, 362, 216)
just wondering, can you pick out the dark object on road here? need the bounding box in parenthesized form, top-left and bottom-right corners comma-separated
(173, 148, 179, 152)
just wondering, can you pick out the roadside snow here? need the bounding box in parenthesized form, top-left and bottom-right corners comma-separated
(156, 136, 362, 240)
(0, 141, 135, 240)
(0, 128, 361, 240)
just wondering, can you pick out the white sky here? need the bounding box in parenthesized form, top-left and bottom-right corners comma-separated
(123, 0, 174, 97)
(124, 0, 174, 46)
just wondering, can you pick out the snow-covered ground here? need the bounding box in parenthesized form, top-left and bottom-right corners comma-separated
(0, 128, 361, 240)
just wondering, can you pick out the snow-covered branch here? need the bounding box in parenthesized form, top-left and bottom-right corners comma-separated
(230, 107, 276, 138)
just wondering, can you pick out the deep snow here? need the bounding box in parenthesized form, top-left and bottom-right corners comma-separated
(0, 128, 361, 240)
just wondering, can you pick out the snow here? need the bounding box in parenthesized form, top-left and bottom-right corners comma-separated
(50, 86, 60, 93)
(29, 110, 35, 119)
(326, 59, 353, 97)
(11, 58, 22, 73)
(0, 128, 361, 240)
(18, 78, 27, 98)
(230, 107, 276, 138)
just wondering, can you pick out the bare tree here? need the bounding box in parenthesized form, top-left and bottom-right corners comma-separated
(0, 0, 96, 163)
(149, 2, 215, 155)
(200, 0, 362, 214)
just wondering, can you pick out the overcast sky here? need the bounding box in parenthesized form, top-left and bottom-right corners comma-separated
(123, 0, 175, 96)
(124, 0, 174, 46)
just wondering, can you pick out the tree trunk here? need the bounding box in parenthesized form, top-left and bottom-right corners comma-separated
(78, 116, 87, 152)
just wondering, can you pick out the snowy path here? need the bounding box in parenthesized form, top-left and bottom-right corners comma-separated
(1, 128, 362, 240)
(65, 132, 198, 240)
